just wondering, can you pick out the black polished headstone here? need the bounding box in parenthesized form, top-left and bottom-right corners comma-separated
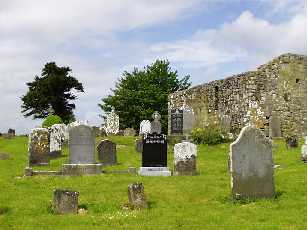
(171, 109, 183, 134)
(142, 134, 167, 167)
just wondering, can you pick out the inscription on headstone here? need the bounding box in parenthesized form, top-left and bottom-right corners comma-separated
(171, 109, 183, 134)
(229, 126, 275, 199)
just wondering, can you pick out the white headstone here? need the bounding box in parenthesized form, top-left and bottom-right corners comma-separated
(229, 126, 275, 199)
(139, 120, 151, 135)
(105, 109, 119, 135)
(49, 124, 66, 157)
(173, 141, 197, 175)
(301, 136, 307, 162)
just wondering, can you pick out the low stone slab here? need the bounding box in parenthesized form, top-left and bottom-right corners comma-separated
(0, 153, 10, 160)
(128, 183, 148, 209)
(229, 126, 275, 199)
(53, 189, 79, 214)
(138, 167, 171, 176)
(62, 164, 102, 176)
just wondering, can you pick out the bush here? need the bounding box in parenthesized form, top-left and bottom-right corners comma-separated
(191, 126, 226, 145)
(42, 115, 63, 128)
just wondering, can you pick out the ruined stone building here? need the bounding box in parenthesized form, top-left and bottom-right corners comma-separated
(168, 53, 307, 138)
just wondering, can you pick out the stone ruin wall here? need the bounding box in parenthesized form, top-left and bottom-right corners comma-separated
(168, 53, 307, 137)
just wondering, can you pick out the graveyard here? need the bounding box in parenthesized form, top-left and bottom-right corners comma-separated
(1, 133, 307, 229)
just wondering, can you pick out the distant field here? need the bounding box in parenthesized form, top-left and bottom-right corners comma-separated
(0, 136, 307, 229)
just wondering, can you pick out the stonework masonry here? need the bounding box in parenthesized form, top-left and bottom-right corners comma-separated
(168, 53, 307, 137)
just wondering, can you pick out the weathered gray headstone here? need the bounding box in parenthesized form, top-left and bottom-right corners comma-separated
(28, 128, 50, 166)
(53, 189, 79, 214)
(150, 111, 161, 134)
(97, 139, 117, 165)
(139, 120, 151, 135)
(269, 114, 281, 138)
(124, 128, 136, 136)
(171, 109, 183, 134)
(182, 104, 195, 135)
(68, 125, 95, 164)
(7, 128, 15, 138)
(135, 138, 143, 153)
(105, 108, 119, 135)
(127, 183, 148, 209)
(173, 141, 197, 175)
(49, 124, 66, 158)
(229, 126, 275, 199)
(301, 136, 307, 162)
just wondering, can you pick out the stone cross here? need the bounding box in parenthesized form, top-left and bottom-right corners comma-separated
(229, 126, 275, 199)
(139, 120, 151, 135)
(68, 125, 95, 164)
(105, 108, 119, 135)
(150, 111, 161, 134)
(173, 141, 197, 175)
(97, 139, 117, 165)
(28, 128, 50, 166)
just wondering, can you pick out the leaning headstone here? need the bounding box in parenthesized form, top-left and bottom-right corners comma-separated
(28, 128, 50, 166)
(49, 124, 66, 158)
(229, 126, 275, 199)
(173, 141, 197, 175)
(62, 125, 102, 175)
(127, 183, 148, 209)
(170, 109, 183, 135)
(105, 108, 119, 135)
(301, 136, 307, 162)
(135, 138, 143, 153)
(139, 120, 151, 135)
(139, 133, 171, 176)
(53, 189, 79, 214)
(124, 128, 136, 136)
(150, 111, 162, 134)
(97, 140, 117, 165)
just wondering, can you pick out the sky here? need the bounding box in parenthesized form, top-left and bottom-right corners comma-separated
(1, 0, 307, 134)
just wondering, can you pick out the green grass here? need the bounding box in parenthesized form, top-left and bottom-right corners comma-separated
(1, 136, 307, 229)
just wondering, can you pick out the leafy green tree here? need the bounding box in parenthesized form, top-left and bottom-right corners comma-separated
(98, 60, 191, 133)
(42, 115, 63, 128)
(21, 62, 84, 123)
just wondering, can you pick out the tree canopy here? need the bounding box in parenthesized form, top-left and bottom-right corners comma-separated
(99, 60, 191, 133)
(21, 62, 84, 123)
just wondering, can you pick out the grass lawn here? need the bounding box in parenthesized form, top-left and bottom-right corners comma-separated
(0, 136, 307, 229)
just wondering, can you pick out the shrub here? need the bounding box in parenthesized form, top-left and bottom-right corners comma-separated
(191, 126, 226, 145)
(42, 115, 63, 128)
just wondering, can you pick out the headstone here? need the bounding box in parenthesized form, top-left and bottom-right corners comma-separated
(171, 109, 183, 134)
(53, 189, 79, 214)
(0, 152, 10, 160)
(182, 105, 195, 135)
(49, 124, 66, 158)
(127, 183, 148, 209)
(124, 128, 136, 136)
(229, 126, 275, 199)
(135, 138, 143, 153)
(269, 114, 281, 137)
(139, 120, 151, 135)
(97, 140, 117, 165)
(286, 136, 298, 148)
(173, 141, 197, 175)
(150, 111, 162, 134)
(28, 128, 50, 166)
(301, 136, 307, 162)
(105, 108, 119, 135)
(62, 125, 102, 175)
(139, 133, 171, 176)
(7, 128, 15, 138)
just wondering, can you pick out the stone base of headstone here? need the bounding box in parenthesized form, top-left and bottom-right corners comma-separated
(62, 164, 102, 176)
(128, 183, 148, 209)
(135, 139, 143, 153)
(29, 161, 50, 167)
(49, 150, 62, 159)
(174, 156, 197, 176)
(138, 167, 171, 176)
(53, 189, 79, 214)
(128, 167, 137, 175)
